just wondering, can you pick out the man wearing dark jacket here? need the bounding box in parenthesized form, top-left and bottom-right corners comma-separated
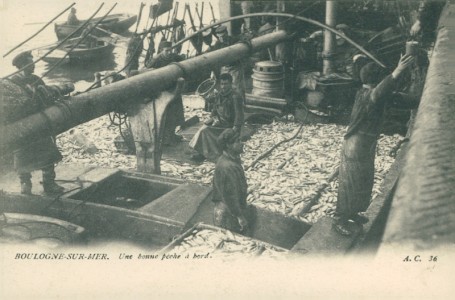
(9, 51, 67, 195)
(189, 73, 244, 162)
(145, 41, 183, 69)
(334, 55, 416, 236)
(212, 128, 248, 233)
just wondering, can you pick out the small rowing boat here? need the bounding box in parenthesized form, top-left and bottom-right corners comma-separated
(38, 36, 115, 64)
(54, 13, 137, 40)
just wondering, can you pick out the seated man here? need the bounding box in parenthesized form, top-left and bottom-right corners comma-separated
(67, 7, 80, 26)
(189, 73, 244, 162)
(212, 128, 249, 233)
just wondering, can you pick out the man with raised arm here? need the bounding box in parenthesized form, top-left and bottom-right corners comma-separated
(334, 54, 416, 236)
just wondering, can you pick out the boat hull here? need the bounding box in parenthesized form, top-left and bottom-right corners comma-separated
(38, 36, 115, 65)
(54, 14, 137, 40)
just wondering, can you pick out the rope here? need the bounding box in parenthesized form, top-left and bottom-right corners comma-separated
(169, 61, 189, 77)
(37, 3, 118, 82)
(3, 3, 76, 58)
(172, 12, 387, 69)
(245, 122, 305, 171)
(83, 1, 164, 93)
(1, 3, 105, 80)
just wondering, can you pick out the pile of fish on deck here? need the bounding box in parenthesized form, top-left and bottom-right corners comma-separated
(168, 228, 288, 259)
(56, 95, 401, 225)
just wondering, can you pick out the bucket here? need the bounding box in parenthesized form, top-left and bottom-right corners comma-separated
(251, 61, 285, 98)
(406, 41, 419, 56)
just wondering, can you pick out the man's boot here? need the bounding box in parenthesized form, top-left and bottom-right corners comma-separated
(19, 173, 32, 195)
(42, 165, 64, 195)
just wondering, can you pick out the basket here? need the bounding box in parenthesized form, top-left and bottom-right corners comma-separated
(196, 78, 217, 98)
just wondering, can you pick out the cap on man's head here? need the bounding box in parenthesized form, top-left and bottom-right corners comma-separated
(217, 128, 240, 150)
(12, 51, 33, 68)
(219, 72, 233, 82)
(336, 24, 349, 31)
(71, 7, 76, 12)
(215, 25, 228, 34)
(161, 41, 172, 49)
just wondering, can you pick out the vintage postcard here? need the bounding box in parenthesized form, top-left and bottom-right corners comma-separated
(0, 0, 453, 298)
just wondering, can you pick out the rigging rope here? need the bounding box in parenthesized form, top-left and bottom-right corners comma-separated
(3, 2, 76, 58)
(36, 3, 118, 82)
(1, 3, 106, 80)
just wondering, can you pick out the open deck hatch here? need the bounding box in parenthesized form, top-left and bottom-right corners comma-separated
(69, 172, 179, 209)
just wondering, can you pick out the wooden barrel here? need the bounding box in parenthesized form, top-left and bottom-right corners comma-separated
(251, 60, 285, 98)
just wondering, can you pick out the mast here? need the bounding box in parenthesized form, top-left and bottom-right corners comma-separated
(323, 0, 338, 75)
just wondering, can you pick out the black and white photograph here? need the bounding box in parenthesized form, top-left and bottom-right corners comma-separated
(0, 0, 453, 298)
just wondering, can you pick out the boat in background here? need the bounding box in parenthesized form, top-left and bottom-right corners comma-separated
(54, 13, 137, 40)
(37, 36, 116, 65)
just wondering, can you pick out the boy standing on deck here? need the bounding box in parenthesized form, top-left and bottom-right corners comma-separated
(212, 128, 249, 233)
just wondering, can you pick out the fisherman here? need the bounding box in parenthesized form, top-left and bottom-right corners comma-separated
(124, 33, 143, 77)
(212, 128, 249, 233)
(334, 54, 416, 236)
(80, 24, 97, 48)
(410, 0, 446, 48)
(240, 1, 254, 34)
(144, 33, 155, 67)
(145, 41, 186, 146)
(189, 73, 244, 162)
(67, 7, 80, 26)
(9, 51, 69, 195)
(145, 41, 184, 69)
(209, 25, 245, 100)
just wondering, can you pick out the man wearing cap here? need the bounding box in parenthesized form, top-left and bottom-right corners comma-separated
(145, 41, 183, 69)
(67, 7, 79, 26)
(334, 54, 416, 236)
(209, 25, 245, 100)
(9, 51, 66, 195)
(145, 41, 186, 146)
(212, 128, 249, 233)
(189, 73, 244, 162)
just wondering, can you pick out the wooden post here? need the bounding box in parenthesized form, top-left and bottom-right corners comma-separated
(128, 79, 185, 174)
(275, 1, 287, 64)
(323, 0, 338, 75)
(219, 0, 232, 34)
